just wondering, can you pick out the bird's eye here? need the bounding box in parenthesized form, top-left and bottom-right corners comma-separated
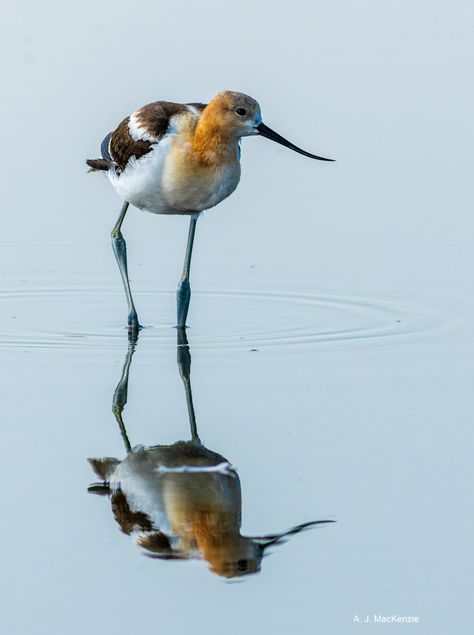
(235, 108, 247, 117)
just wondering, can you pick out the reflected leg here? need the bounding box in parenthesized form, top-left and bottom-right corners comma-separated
(111, 202, 140, 334)
(177, 328, 200, 444)
(176, 214, 198, 329)
(112, 332, 138, 452)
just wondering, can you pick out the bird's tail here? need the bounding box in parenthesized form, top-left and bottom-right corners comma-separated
(86, 158, 112, 172)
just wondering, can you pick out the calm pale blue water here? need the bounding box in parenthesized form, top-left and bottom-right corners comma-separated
(1, 1, 474, 633)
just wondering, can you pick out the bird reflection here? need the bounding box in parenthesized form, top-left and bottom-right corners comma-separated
(88, 330, 334, 578)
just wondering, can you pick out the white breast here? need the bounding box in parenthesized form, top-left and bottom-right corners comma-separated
(108, 138, 241, 215)
(196, 162, 241, 211)
(161, 159, 241, 213)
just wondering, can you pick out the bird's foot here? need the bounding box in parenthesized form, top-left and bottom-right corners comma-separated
(127, 309, 141, 335)
(176, 279, 191, 329)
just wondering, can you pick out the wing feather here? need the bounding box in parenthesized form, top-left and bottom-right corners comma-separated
(87, 100, 208, 173)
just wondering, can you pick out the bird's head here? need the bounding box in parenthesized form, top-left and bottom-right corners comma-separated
(206, 90, 334, 161)
(206, 90, 262, 137)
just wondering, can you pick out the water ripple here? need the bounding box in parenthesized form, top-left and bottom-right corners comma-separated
(0, 285, 453, 352)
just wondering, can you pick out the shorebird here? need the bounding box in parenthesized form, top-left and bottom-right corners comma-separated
(87, 90, 333, 332)
(88, 330, 334, 578)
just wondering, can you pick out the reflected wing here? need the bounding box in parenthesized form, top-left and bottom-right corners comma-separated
(111, 489, 154, 534)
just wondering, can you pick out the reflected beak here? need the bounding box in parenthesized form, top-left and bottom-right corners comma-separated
(252, 520, 336, 549)
(257, 123, 334, 161)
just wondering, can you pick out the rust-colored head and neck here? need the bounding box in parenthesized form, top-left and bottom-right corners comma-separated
(192, 90, 262, 164)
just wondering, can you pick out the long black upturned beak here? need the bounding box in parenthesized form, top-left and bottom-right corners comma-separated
(257, 123, 334, 161)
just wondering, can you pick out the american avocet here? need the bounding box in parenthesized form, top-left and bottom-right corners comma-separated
(87, 91, 333, 332)
(88, 330, 334, 578)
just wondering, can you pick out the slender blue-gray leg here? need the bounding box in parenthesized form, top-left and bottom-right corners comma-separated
(177, 328, 201, 444)
(176, 214, 198, 329)
(111, 202, 140, 333)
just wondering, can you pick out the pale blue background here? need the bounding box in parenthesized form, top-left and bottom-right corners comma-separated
(1, 1, 473, 633)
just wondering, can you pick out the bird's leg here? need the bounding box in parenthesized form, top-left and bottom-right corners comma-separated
(112, 331, 138, 453)
(111, 201, 141, 334)
(176, 214, 198, 329)
(177, 328, 200, 444)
